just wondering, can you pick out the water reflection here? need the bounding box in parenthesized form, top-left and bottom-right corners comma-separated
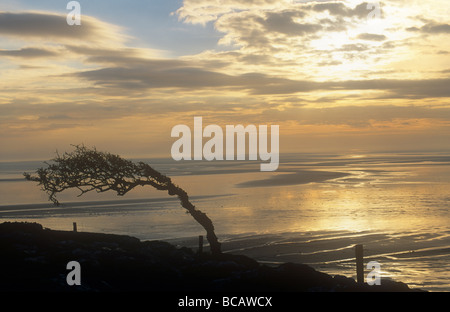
(1, 153, 450, 291)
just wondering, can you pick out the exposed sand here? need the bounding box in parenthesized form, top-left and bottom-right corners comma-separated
(169, 229, 450, 291)
(235, 170, 350, 188)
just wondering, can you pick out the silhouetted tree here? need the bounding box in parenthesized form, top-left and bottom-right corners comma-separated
(24, 145, 221, 255)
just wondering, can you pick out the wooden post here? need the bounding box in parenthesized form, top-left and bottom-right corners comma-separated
(355, 244, 364, 284)
(198, 235, 204, 254)
(73, 222, 77, 233)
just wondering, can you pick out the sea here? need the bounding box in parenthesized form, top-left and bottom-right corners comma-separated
(1, 152, 449, 292)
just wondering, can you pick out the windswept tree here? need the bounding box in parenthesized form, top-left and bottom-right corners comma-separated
(24, 145, 221, 255)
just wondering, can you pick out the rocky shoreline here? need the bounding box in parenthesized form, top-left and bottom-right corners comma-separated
(0, 222, 424, 292)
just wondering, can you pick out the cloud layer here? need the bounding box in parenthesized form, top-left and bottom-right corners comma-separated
(0, 1, 450, 159)
(0, 11, 125, 44)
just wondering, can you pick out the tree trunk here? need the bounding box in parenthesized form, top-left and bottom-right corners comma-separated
(168, 184, 222, 255)
(190, 210, 221, 255)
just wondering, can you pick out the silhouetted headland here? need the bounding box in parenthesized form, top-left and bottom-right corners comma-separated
(0, 222, 425, 292)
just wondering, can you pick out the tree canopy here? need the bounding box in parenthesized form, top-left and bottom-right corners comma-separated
(24, 145, 221, 254)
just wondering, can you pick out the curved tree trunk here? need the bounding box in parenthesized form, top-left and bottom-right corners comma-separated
(188, 210, 221, 255)
(168, 184, 222, 255)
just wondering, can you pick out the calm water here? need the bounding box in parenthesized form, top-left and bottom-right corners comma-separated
(1, 153, 449, 291)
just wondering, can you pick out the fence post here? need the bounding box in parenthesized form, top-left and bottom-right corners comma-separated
(355, 244, 364, 284)
(73, 222, 77, 233)
(198, 235, 204, 254)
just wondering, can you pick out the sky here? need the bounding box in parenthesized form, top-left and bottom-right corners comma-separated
(1, 0, 450, 161)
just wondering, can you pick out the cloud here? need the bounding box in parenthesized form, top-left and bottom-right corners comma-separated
(0, 11, 126, 45)
(311, 2, 373, 18)
(407, 22, 450, 34)
(0, 47, 59, 58)
(178, 0, 379, 57)
(254, 77, 450, 98)
(73, 53, 450, 99)
(338, 43, 370, 51)
(322, 78, 450, 99)
(1, 2, 449, 161)
(259, 104, 450, 128)
(258, 11, 322, 35)
(75, 63, 306, 93)
(214, 1, 372, 41)
(175, 0, 288, 25)
(184, 1, 396, 82)
(176, 0, 376, 25)
(4, 98, 450, 133)
(357, 33, 387, 41)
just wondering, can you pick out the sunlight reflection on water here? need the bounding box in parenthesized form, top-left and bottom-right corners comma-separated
(1, 153, 450, 291)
